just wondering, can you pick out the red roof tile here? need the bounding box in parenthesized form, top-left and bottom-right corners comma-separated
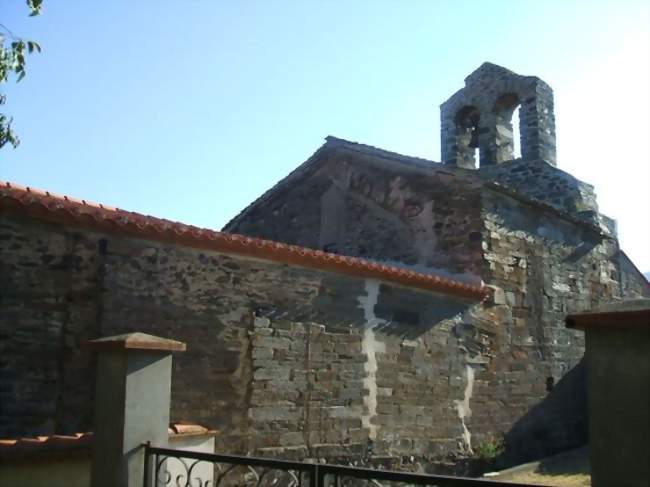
(168, 422, 210, 436)
(0, 423, 216, 458)
(0, 433, 93, 457)
(0, 181, 487, 300)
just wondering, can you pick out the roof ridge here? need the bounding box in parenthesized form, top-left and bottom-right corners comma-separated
(1, 181, 120, 212)
(223, 136, 451, 231)
(324, 135, 442, 167)
(0, 180, 487, 300)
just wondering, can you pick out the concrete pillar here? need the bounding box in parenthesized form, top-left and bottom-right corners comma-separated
(566, 300, 650, 487)
(87, 332, 186, 487)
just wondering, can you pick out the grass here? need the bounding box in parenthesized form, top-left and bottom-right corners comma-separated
(484, 446, 591, 486)
(504, 471, 590, 486)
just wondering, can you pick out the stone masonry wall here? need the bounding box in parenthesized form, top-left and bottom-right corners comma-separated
(246, 279, 475, 465)
(618, 251, 650, 299)
(248, 318, 367, 457)
(224, 167, 331, 252)
(1, 199, 640, 468)
(1, 214, 480, 467)
(219, 147, 650, 467)
(0, 209, 590, 472)
(478, 159, 599, 220)
(477, 188, 622, 463)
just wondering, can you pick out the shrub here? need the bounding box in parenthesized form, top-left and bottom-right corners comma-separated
(473, 434, 505, 461)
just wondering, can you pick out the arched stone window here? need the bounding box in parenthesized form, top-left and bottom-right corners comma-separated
(494, 93, 521, 163)
(454, 106, 480, 169)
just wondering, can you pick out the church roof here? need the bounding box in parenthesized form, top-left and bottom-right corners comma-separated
(223, 136, 610, 239)
(223, 135, 458, 231)
(324, 136, 441, 169)
(0, 180, 487, 300)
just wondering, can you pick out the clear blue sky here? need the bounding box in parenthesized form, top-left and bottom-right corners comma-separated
(2, 1, 649, 271)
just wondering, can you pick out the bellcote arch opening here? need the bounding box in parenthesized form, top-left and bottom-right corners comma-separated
(494, 93, 522, 163)
(454, 105, 481, 169)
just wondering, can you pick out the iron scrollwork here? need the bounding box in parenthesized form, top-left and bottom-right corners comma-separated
(143, 444, 543, 487)
(148, 447, 316, 487)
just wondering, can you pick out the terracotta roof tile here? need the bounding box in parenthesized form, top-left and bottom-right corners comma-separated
(168, 422, 210, 436)
(0, 423, 215, 458)
(0, 180, 487, 300)
(87, 332, 187, 352)
(0, 432, 93, 457)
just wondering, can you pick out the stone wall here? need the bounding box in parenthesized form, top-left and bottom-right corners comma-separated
(247, 278, 476, 465)
(1, 181, 643, 468)
(477, 188, 623, 463)
(0, 209, 589, 469)
(1, 214, 480, 467)
(0, 218, 102, 436)
(618, 251, 650, 299)
(225, 165, 331, 252)
(478, 159, 599, 219)
(220, 142, 650, 467)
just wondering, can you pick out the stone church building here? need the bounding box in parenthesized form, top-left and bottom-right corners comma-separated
(1, 63, 648, 470)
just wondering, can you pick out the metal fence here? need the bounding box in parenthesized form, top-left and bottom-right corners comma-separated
(144, 444, 542, 487)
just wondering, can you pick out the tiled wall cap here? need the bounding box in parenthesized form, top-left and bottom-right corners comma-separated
(0, 423, 216, 457)
(566, 299, 650, 329)
(0, 180, 488, 301)
(86, 332, 187, 352)
(168, 423, 215, 436)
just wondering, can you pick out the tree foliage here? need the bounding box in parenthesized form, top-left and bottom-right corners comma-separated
(1, 0, 43, 149)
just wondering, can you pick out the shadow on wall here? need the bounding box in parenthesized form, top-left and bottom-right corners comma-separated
(256, 299, 470, 341)
(372, 301, 469, 339)
(563, 240, 599, 264)
(498, 359, 588, 468)
(262, 277, 473, 340)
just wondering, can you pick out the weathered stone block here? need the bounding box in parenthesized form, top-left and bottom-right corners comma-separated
(253, 367, 291, 381)
(249, 405, 301, 422)
(278, 431, 305, 447)
(327, 406, 363, 419)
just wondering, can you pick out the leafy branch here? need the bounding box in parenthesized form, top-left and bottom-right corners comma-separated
(0, 0, 43, 150)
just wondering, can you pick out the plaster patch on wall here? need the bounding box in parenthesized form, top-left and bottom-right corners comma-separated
(454, 364, 475, 452)
(357, 279, 387, 440)
(411, 200, 437, 267)
(221, 306, 249, 326)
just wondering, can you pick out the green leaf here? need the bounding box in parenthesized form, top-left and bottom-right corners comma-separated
(27, 41, 41, 54)
(16, 71, 25, 82)
(27, 0, 43, 16)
